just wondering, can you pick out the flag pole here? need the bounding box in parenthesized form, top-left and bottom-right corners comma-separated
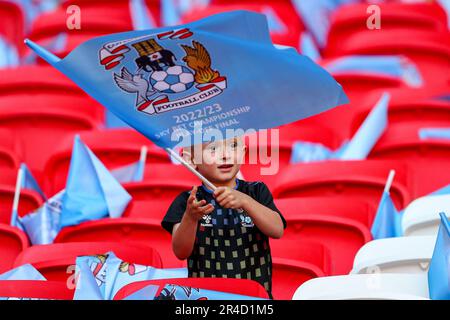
(11, 166, 23, 226)
(165, 147, 217, 191)
(140, 145, 148, 163)
(384, 170, 396, 193)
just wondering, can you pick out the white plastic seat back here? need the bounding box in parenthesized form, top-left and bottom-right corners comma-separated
(402, 195, 450, 237)
(292, 274, 429, 300)
(351, 236, 435, 274)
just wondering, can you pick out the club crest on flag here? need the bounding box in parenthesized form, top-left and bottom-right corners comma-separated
(99, 28, 227, 116)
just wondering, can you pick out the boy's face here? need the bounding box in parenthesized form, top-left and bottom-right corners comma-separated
(186, 137, 246, 184)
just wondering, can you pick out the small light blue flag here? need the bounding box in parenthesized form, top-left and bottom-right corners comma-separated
(123, 284, 159, 300)
(339, 92, 389, 160)
(299, 32, 321, 62)
(61, 136, 132, 228)
(19, 191, 64, 245)
(156, 284, 266, 300)
(20, 163, 47, 201)
(419, 128, 450, 140)
(371, 191, 404, 239)
(110, 147, 146, 183)
(428, 212, 450, 300)
(325, 55, 423, 87)
(130, 0, 156, 31)
(292, 0, 358, 48)
(431, 184, 450, 196)
(25, 10, 348, 150)
(73, 252, 188, 300)
(0, 264, 46, 281)
(0, 36, 19, 68)
(290, 93, 389, 163)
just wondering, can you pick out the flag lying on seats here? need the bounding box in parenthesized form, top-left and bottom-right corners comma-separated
(122, 284, 159, 300)
(19, 136, 132, 244)
(26, 10, 348, 149)
(10, 163, 47, 229)
(110, 146, 147, 183)
(428, 212, 450, 300)
(0, 264, 46, 281)
(419, 128, 450, 140)
(290, 92, 389, 163)
(325, 55, 423, 87)
(155, 284, 266, 300)
(61, 135, 132, 228)
(371, 190, 403, 240)
(74, 252, 187, 300)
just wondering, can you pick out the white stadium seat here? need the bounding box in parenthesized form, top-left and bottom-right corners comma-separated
(402, 195, 450, 237)
(350, 236, 435, 274)
(292, 274, 430, 300)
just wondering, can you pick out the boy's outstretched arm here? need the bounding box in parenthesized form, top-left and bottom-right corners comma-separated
(172, 186, 214, 260)
(214, 187, 284, 239)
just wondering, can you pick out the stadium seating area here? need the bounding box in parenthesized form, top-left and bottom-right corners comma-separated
(0, 0, 449, 300)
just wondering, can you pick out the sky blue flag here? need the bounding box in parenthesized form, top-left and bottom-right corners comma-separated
(419, 128, 450, 140)
(371, 191, 404, 239)
(130, 0, 156, 30)
(61, 136, 132, 228)
(339, 92, 389, 160)
(19, 190, 64, 245)
(325, 55, 423, 87)
(155, 284, 266, 300)
(428, 212, 450, 300)
(25, 10, 348, 150)
(110, 147, 146, 183)
(290, 93, 389, 163)
(122, 284, 159, 300)
(299, 32, 321, 62)
(292, 0, 358, 48)
(0, 36, 19, 68)
(20, 163, 47, 201)
(74, 252, 188, 300)
(0, 264, 46, 281)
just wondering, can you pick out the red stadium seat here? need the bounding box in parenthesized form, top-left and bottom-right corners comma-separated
(370, 123, 450, 198)
(0, 280, 74, 300)
(239, 124, 344, 190)
(327, 2, 448, 51)
(0, 224, 29, 274)
(54, 218, 185, 268)
(0, 185, 43, 225)
(325, 30, 450, 89)
(43, 129, 170, 194)
(351, 98, 450, 133)
(273, 160, 411, 211)
(123, 179, 193, 219)
(270, 240, 331, 300)
(274, 197, 376, 228)
(14, 242, 163, 281)
(0, 128, 21, 173)
(0, 66, 105, 123)
(29, 6, 133, 41)
(0, 101, 96, 173)
(113, 277, 269, 300)
(277, 211, 371, 275)
(0, 0, 24, 53)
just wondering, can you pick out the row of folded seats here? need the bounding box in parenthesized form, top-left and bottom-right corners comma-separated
(0, 191, 446, 299)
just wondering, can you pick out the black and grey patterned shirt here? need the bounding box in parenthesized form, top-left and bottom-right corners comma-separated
(161, 179, 286, 298)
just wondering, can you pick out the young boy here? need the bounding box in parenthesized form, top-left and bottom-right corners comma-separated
(161, 136, 286, 298)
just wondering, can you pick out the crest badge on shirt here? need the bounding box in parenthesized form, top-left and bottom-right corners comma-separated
(200, 214, 213, 227)
(240, 212, 254, 228)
